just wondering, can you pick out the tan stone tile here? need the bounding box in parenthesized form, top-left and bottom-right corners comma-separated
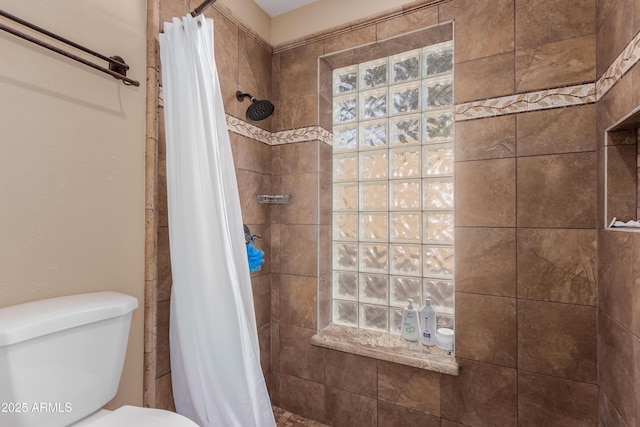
(516, 35, 596, 93)
(455, 158, 516, 227)
(375, 7, 439, 41)
(455, 293, 517, 367)
(234, 135, 272, 174)
(236, 169, 271, 225)
(280, 141, 319, 174)
(252, 273, 272, 327)
(279, 274, 317, 329)
(599, 391, 629, 427)
(516, 104, 596, 156)
(599, 311, 637, 426)
(597, 72, 634, 139)
(517, 371, 598, 427)
(279, 324, 324, 382)
(455, 115, 516, 162)
(377, 401, 440, 427)
(280, 173, 319, 225)
(155, 372, 175, 411)
(377, 361, 440, 415)
(516, 152, 597, 228)
(324, 350, 377, 398)
(324, 386, 377, 427)
(455, 227, 516, 297)
(279, 42, 323, 99)
(258, 322, 271, 377)
(323, 26, 376, 55)
(272, 273, 281, 321)
(280, 225, 318, 276)
(159, 0, 189, 30)
(598, 230, 635, 332)
(211, 9, 239, 86)
(455, 53, 514, 104)
(515, 0, 595, 50)
(453, 0, 514, 63)
(596, 0, 634, 77)
(517, 228, 596, 305)
(156, 299, 171, 377)
(277, 94, 319, 130)
(440, 359, 517, 426)
(278, 373, 325, 422)
(518, 300, 597, 383)
(239, 31, 272, 107)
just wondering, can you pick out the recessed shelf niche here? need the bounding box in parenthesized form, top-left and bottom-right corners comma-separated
(604, 104, 640, 232)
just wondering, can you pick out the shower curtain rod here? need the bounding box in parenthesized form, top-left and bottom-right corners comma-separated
(190, 0, 218, 17)
(0, 9, 140, 87)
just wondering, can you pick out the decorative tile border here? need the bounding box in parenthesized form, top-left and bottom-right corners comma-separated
(226, 115, 333, 146)
(454, 83, 596, 121)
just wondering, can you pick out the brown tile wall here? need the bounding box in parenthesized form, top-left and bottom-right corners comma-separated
(596, 1, 640, 426)
(146, 0, 640, 425)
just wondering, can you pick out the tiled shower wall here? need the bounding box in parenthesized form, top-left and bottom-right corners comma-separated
(145, 0, 640, 425)
(596, 0, 640, 425)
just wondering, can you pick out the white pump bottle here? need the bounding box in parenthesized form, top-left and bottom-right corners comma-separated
(401, 299, 421, 341)
(420, 299, 437, 346)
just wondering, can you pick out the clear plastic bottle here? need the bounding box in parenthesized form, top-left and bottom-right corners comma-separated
(420, 299, 436, 346)
(401, 299, 421, 341)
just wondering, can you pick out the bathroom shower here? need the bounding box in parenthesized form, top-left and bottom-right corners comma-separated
(236, 91, 274, 121)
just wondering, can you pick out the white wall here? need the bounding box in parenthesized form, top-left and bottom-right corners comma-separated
(0, 0, 147, 408)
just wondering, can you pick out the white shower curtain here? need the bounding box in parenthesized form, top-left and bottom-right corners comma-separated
(159, 14, 275, 427)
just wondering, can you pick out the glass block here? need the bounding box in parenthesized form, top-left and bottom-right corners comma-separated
(360, 149, 388, 180)
(390, 244, 422, 276)
(333, 65, 358, 95)
(390, 179, 421, 211)
(423, 279, 454, 313)
(390, 81, 421, 116)
(333, 300, 358, 326)
(422, 42, 453, 78)
(333, 242, 358, 271)
(422, 179, 454, 211)
(333, 213, 358, 241)
(390, 276, 422, 307)
(389, 307, 403, 334)
(423, 245, 454, 278)
(422, 111, 454, 143)
(423, 212, 454, 244)
(359, 88, 388, 120)
(359, 243, 388, 273)
(333, 152, 358, 181)
(423, 143, 454, 176)
(333, 271, 358, 301)
(359, 119, 388, 150)
(437, 313, 454, 330)
(334, 94, 358, 123)
(423, 77, 453, 110)
(390, 147, 421, 179)
(359, 304, 388, 332)
(359, 274, 388, 305)
(390, 212, 422, 242)
(390, 49, 421, 84)
(333, 124, 358, 152)
(333, 182, 358, 211)
(360, 213, 388, 241)
(359, 58, 387, 89)
(359, 182, 388, 211)
(390, 114, 421, 146)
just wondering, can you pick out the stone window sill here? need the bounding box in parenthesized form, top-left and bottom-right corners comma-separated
(311, 324, 459, 376)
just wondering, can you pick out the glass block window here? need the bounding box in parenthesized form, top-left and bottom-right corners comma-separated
(332, 41, 454, 334)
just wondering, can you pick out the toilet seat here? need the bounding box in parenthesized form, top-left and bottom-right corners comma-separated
(82, 406, 198, 427)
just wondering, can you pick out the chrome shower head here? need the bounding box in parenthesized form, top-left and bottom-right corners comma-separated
(236, 91, 274, 121)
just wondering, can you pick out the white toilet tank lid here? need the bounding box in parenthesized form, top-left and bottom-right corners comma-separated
(0, 291, 138, 347)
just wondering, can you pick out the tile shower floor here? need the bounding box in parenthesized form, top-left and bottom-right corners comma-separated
(273, 406, 328, 427)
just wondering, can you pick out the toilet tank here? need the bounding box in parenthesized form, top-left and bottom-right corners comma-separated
(0, 292, 138, 427)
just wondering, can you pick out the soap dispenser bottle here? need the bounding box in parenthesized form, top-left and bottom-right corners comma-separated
(420, 298, 436, 346)
(401, 299, 421, 341)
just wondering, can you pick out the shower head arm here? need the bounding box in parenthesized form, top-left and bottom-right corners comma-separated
(235, 91, 255, 102)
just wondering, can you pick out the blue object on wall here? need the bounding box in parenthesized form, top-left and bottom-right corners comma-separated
(244, 224, 265, 273)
